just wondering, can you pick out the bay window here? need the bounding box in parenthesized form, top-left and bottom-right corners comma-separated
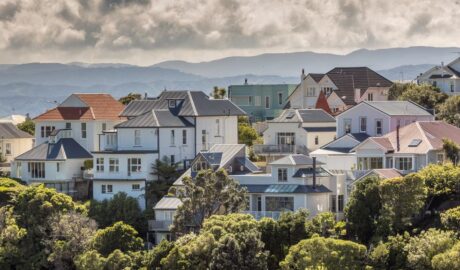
(395, 157, 413, 171)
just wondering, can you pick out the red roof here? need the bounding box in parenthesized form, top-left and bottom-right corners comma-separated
(34, 94, 125, 121)
(315, 90, 332, 114)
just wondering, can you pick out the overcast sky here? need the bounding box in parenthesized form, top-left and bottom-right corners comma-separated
(0, 0, 459, 65)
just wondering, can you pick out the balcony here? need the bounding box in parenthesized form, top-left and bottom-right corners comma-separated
(148, 220, 173, 231)
(253, 144, 308, 155)
(243, 211, 285, 220)
(49, 129, 72, 144)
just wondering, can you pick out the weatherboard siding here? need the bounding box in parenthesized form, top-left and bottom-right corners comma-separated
(93, 180, 146, 210)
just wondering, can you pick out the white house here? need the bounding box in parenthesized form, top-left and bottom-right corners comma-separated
(11, 93, 125, 196)
(0, 123, 34, 174)
(151, 145, 345, 244)
(417, 57, 460, 95)
(287, 67, 393, 113)
(92, 91, 246, 209)
(254, 109, 336, 163)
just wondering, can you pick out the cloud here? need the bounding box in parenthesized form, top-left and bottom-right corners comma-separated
(0, 0, 459, 64)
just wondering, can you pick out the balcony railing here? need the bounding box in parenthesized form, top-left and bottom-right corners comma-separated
(253, 144, 308, 155)
(243, 211, 286, 220)
(49, 129, 72, 144)
(148, 220, 173, 231)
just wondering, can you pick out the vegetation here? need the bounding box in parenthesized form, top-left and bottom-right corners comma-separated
(238, 116, 259, 146)
(396, 83, 448, 110)
(438, 95, 460, 127)
(147, 156, 181, 208)
(16, 118, 35, 135)
(211, 86, 226, 99)
(442, 139, 460, 165)
(118, 92, 142, 105)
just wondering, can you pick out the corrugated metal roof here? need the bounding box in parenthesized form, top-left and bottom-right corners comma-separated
(0, 123, 33, 138)
(154, 196, 183, 210)
(292, 167, 332, 178)
(270, 154, 324, 166)
(303, 127, 336, 132)
(242, 184, 332, 193)
(15, 138, 92, 160)
(115, 109, 194, 128)
(365, 101, 433, 116)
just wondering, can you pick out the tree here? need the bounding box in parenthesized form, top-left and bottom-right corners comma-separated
(388, 82, 410, 100)
(75, 250, 106, 270)
(404, 229, 456, 270)
(147, 156, 181, 207)
(440, 206, 460, 231)
(368, 233, 411, 270)
(397, 83, 448, 110)
(211, 86, 226, 99)
(305, 211, 345, 238)
(437, 95, 460, 127)
(432, 241, 460, 270)
(118, 92, 142, 105)
(105, 249, 133, 270)
(0, 206, 26, 269)
(171, 169, 247, 235)
(91, 221, 143, 256)
(280, 236, 367, 270)
(238, 116, 259, 146)
(345, 176, 382, 243)
(16, 119, 35, 135)
(145, 240, 175, 269)
(0, 178, 25, 206)
(442, 138, 460, 165)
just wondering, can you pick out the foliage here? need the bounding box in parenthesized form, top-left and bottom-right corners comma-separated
(84, 159, 93, 170)
(437, 95, 460, 127)
(0, 206, 26, 268)
(432, 241, 460, 270)
(17, 119, 35, 135)
(211, 86, 226, 99)
(171, 169, 248, 235)
(442, 139, 460, 165)
(345, 176, 382, 243)
(147, 156, 181, 208)
(75, 250, 107, 270)
(397, 83, 448, 110)
(404, 229, 456, 270)
(368, 233, 411, 270)
(145, 240, 175, 269)
(440, 206, 460, 231)
(306, 211, 345, 238)
(280, 236, 367, 270)
(91, 221, 143, 256)
(418, 163, 460, 198)
(388, 82, 410, 100)
(118, 92, 142, 105)
(238, 116, 259, 146)
(105, 249, 133, 270)
(0, 178, 25, 206)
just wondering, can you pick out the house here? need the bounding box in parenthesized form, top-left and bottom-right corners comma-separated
(92, 91, 246, 209)
(348, 168, 403, 194)
(228, 82, 297, 121)
(287, 67, 393, 113)
(254, 109, 336, 163)
(11, 93, 125, 196)
(151, 145, 345, 244)
(0, 123, 34, 174)
(417, 57, 460, 95)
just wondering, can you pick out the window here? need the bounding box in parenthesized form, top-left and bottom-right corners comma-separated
(385, 157, 393, 168)
(5, 143, 11, 155)
(338, 195, 344, 212)
(102, 123, 107, 131)
(96, 158, 104, 172)
(65, 122, 71, 129)
(16, 162, 22, 178)
(215, 119, 221, 136)
(170, 130, 175, 145)
(344, 119, 352, 134)
(128, 158, 141, 174)
(134, 130, 141, 146)
(201, 130, 207, 150)
(359, 117, 367, 132)
(248, 96, 253, 104)
(278, 168, 288, 182)
(192, 160, 208, 172)
(432, 81, 437, 87)
(276, 132, 295, 145)
(170, 155, 175, 166)
(29, 162, 45, 178)
(375, 119, 383, 135)
(265, 197, 294, 211)
(132, 184, 140, 191)
(182, 130, 187, 145)
(307, 87, 316, 97)
(56, 163, 60, 172)
(107, 185, 113, 193)
(358, 157, 383, 170)
(322, 87, 333, 95)
(330, 195, 337, 213)
(278, 92, 283, 105)
(109, 158, 119, 172)
(315, 136, 319, 145)
(265, 96, 270, 109)
(81, 123, 87, 138)
(106, 133, 116, 146)
(395, 157, 413, 171)
(102, 184, 113, 194)
(41, 125, 55, 138)
(367, 93, 374, 101)
(168, 100, 176, 108)
(437, 153, 444, 164)
(451, 83, 455, 93)
(254, 96, 261, 106)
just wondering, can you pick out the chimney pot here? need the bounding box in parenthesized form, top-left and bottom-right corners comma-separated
(312, 157, 317, 189)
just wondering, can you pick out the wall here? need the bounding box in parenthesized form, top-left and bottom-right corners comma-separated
(92, 153, 158, 181)
(195, 116, 238, 152)
(12, 159, 85, 182)
(356, 87, 390, 103)
(158, 127, 195, 163)
(336, 103, 389, 137)
(389, 115, 434, 131)
(263, 122, 307, 146)
(306, 131, 336, 151)
(93, 180, 146, 210)
(306, 193, 330, 217)
(117, 128, 158, 151)
(0, 137, 34, 163)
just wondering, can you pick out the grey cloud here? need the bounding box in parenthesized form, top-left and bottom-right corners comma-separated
(407, 13, 432, 36)
(0, 1, 20, 21)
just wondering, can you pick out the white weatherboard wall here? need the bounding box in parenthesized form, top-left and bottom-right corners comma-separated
(263, 123, 307, 146)
(12, 159, 85, 183)
(117, 128, 158, 151)
(1, 138, 34, 163)
(336, 104, 389, 137)
(93, 180, 146, 210)
(195, 116, 238, 152)
(158, 127, 195, 162)
(92, 153, 158, 181)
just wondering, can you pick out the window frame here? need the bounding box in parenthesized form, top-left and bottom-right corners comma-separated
(5, 143, 11, 155)
(265, 96, 270, 109)
(359, 117, 367, 133)
(109, 158, 119, 173)
(170, 130, 175, 145)
(81, 122, 87, 139)
(344, 119, 352, 134)
(132, 184, 140, 191)
(96, 158, 104, 172)
(277, 168, 288, 182)
(278, 92, 283, 105)
(375, 119, 383, 135)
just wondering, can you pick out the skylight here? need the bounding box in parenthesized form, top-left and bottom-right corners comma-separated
(408, 139, 422, 147)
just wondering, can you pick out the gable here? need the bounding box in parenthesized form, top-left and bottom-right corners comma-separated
(59, 94, 88, 107)
(323, 134, 360, 149)
(448, 57, 460, 73)
(353, 139, 388, 153)
(318, 75, 338, 89)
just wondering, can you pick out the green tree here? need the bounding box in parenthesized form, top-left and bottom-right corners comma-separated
(0, 178, 25, 206)
(440, 206, 460, 231)
(16, 119, 35, 135)
(118, 92, 142, 105)
(147, 156, 181, 207)
(388, 82, 410, 100)
(368, 233, 411, 270)
(280, 236, 367, 270)
(305, 211, 344, 238)
(211, 86, 226, 99)
(171, 169, 247, 235)
(105, 249, 133, 270)
(432, 241, 460, 270)
(405, 229, 456, 270)
(75, 250, 106, 270)
(144, 240, 175, 269)
(397, 83, 448, 110)
(437, 95, 460, 127)
(91, 221, 143, 256)
(345, 176, 382, 243)
(442, 138, 460, 165)
(0, 206, 26, 269)
(238, 116, 259, 146)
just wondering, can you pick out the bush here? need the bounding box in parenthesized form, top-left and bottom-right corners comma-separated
(91, 221, 143, 256)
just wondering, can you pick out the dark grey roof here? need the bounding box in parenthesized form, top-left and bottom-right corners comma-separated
(201, 152, 223, 166)
(271, 109, 335, 123)
(365, 101, 432, 116)
(429, 74, 452, 79)
(115, 109, 194, 128)
(303, 127, 336, 132)
(292, 167, 332, 178)
(320, 147, 353, 153)
(92, 150, 158, 154)
(270, 154, 324, 166)
(242, 184, 332, 193)
(0, 123, 33, 139)
(309, 73, 325, 83)
(16, 138, 92, 161)
(348, 133, 371, 142)
(235, 157, 261, 173)
(120, 91, 246, 117)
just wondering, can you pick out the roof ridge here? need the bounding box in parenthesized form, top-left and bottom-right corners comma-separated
(187, 91, 198, 116)
(416, 122, 434, 150)
(151, 110, 159, 126)
(289, 155, 296, 165)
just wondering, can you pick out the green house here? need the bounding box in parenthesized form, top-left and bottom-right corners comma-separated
(228, 83, 298, 122)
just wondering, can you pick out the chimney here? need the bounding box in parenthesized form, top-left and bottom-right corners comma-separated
(144, 92, 148, 99)
(312, 157, 317, 189)
(396, 125, 400, 152)
(244, 78, 248, 85)
(301, 68, 306, 81)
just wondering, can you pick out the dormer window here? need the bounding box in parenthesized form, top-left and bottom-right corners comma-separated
(168, 100, 176, 108)
(192, 160, 208, 172)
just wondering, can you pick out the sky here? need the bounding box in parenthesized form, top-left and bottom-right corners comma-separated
(0, 0, 459, 65)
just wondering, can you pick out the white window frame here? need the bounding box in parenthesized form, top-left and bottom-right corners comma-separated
(375, 119, 383, 135)
(134, 130, 141, 146)
(5, 143, 11, 155)
(81, 123, 87, 139)
(254, 96, 261, 106)
(182, 129, 187, 145)
(96, 158, 104, 172)
(109, 158, 119, 173)
(168, 100, 176, 108)
(359, 117, 367, 133)
(170, 130, 175, 145)
(367, 92, 373, 101)
(132, 184, 140, 191)
(277, 168, 288, 182)
(344, 119, 352, 134)
(265, 96, 270, 109)
(128, 158, 142, 174)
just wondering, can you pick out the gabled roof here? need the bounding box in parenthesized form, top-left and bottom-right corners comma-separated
(315, 90, 332, 114)
(309, 73, 326, 83)
(242, 184, 331, 193)
(120, 91, 246, 118)
(364, 101, 433, 116)
(270, 154, 324, 166)
(320, 133, 370, 153)
(34, 94, 125, 121)
(115, 109, 194, 128)
(15, 138, 92, 161)
(292, 167, 332, 178)
(154, 196, 183, 210)
(270, 109, 335, 123)
(0, 123, 33, 139)
(352, 169, 403, 186)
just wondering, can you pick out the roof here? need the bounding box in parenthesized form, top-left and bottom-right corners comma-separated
(270, 109, 335, 123)
(326, 67, 393, 105)
(15, 138, 92, 161)
(353, 169, 403, 184)
(120, 91, 246, 117)
(34, 94, 125, 121)
(115, 109, 194, 128)
(303, 127, 336, 132)
(364, 101, 433, 116)
(270, 154, 324, 166)
(320, 133, 370, 152)
(242, 184, 331, 193)
(315, 90, 332, 114)
(0, 123, 33, 139)
(154, 196, 183, 210)
(309, 73, 325, 83)
(292, 167, 332, 177)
